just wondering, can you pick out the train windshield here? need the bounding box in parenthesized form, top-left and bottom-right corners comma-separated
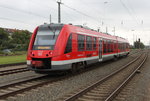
(33, 25, 62, 50)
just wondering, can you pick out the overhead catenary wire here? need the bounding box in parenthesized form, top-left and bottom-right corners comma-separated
(0, 1, 81, 27)
(61, 2, 119, 34)
(126, 0, 144, 32)
(0, 17, 34, 26)
(0, 2, 56, 28)
(29, 0, 76, 23)
(62, 3, 101, 24)
(119, 0, 139, 25)
(24, 0, 81, 24)
(0, 0, 139, 33)
(126, 0, 140, 21)
(0, 4, 48, 19)
(0, 0, 102, 28)
(29, 0, 58, 15)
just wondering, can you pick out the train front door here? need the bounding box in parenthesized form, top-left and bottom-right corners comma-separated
(99, 38, 103, 61)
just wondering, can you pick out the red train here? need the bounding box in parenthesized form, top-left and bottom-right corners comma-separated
(27, 23, 129, 73)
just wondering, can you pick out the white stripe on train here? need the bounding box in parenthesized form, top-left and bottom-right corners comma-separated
(51, 51, 129, 65)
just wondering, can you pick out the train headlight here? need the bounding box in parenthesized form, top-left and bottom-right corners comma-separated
(27, 60, 31, 65)
(49, 51, 52, 55)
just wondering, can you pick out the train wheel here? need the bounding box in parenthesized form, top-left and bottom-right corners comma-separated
(34, 71, 45, 74)
(71, 63, 77, 74)
(84, 61, 87, 68)
(125, 53, 129, 57)
(113, 56, 118, 61)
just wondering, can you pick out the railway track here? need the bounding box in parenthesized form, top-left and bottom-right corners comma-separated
(0, 74, 60, 100)
(0, 59, 124, 100)
(0, 69, 84, 100)
(0, 49, 138, 76)
(0, 62, 26, 68)
(0, 67, 29, 76)
(59, 52, 147, 101)
(129, 49, 142, 56)
(0, 50, 142, 100)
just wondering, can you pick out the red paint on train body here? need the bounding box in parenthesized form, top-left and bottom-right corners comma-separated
(27, 23, 129, 73)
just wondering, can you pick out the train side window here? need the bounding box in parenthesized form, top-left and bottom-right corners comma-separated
(107, 40, 109, 53)
(110, 40, 112, 52)
(122, 43, 123, 51)
(103, 40, 107, 53)
(114, 41, 116, 50)
(78, 34, 85, 51)
(65, 34, 72, 53)
(123, 43, 125, 51)
(119, 43, 122, 51)
(120, 43, 122, 50)
(111, 41, 114, 52)
(93, 37, 97, 50)
(109, 40, 111, 53)
(115, 41, 117, 49)
(103, 40, 105, 53)
(121, 43, 122, 51)
(86, 36, 92, 50)
(112, 41, 114, 52)
(127, 43, 129, 49)
(108, 40, 111, 53)
(122, 43, 124, 51)
(119, 43, 120, 50)
(119, 43, 120, 51)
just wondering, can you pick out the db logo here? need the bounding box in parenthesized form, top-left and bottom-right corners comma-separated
(66, 55, 70, 58)
(38, 51, 43, 56)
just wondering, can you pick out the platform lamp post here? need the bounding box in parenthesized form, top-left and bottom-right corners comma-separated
(102, 1, 108, 33)
(98, 27, 100, 32)
(113, 27, 115, 36)
(50, 14, 51, 24)
(132, 30, 135, 48)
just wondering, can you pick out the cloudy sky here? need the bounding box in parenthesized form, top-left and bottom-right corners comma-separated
(0, 0, 150, 45)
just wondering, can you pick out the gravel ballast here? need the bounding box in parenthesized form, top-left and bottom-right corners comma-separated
(113, 51, 150, 101)
(5, 53, 138, 101)
(0, 71, 44, 85)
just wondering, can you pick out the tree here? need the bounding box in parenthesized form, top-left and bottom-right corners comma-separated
(11, 30, 31, 50)
(0, 28, 9, 50)
(0, 27, 31, 51)
(134, 41, 145, 49)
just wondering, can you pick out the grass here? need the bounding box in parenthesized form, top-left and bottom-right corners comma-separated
(0, 54, 26, 65)
(13, 51, 27, 55)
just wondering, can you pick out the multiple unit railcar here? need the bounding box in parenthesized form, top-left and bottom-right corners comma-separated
(27, 23, 129, 73)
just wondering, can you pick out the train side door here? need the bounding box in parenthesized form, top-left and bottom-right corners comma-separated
(99, 38, 103, 61)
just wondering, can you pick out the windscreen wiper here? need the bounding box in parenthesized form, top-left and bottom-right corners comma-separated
(48, 26, 56, 39)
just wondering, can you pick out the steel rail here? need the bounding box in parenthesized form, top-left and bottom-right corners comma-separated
(64, 53, 143, 101)
(0, 67, 29, 76)
(0, 51, 143, 100)
(105, 52, 148, 101)
(0, 62, 26, 68)
(0, 75, 49, 99)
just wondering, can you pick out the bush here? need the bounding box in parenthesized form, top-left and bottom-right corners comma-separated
(0, 28, 31, 51)
(0, 51, 3, 54)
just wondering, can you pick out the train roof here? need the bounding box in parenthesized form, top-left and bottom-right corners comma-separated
(38, 23, 129, 43)
(64, 24, 128, 43)
(39, 23, 64, 29)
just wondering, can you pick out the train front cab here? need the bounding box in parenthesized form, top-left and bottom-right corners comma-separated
(27, 24, 69, 73)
